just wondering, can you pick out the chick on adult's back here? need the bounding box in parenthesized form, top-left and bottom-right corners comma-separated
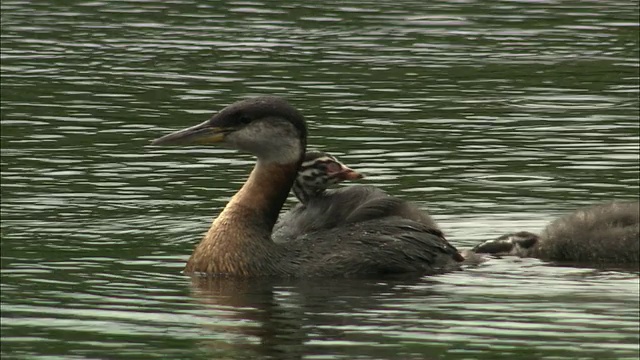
(274, 151, 441, 243)
(151, 96, 463, 277)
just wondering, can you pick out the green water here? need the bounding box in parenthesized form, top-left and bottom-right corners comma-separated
(1, 0, 638, 359)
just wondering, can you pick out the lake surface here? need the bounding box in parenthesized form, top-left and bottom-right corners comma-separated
(1, 0, 638, 359)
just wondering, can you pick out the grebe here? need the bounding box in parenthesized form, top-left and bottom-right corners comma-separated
(152, 96, 463, 277)
(275, 151, 442, 243)
(291, 151, 363, 204)
(471, 201, 639, 264)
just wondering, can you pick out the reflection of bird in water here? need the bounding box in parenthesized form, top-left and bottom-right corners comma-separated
(189, 277, 308, 360)
(189, 276, 443, 360)
(471, 201, 639, 265)
(275, 151, 442, 243)
(152, 96, 463, 277)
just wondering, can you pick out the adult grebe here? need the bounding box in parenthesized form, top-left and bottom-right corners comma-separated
(471, 201, 639, 264)
(152, 96, 463, 277)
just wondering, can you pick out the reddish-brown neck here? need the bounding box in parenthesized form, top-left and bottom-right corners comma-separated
(184, 161, 299, 275)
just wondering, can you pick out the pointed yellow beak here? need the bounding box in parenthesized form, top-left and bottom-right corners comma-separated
(151, 120, 230, 146)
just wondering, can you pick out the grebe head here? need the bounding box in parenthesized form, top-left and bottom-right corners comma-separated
(471, 231, 540, 256)
(293, 151, 363, 203)
(151, 96, 307, 164)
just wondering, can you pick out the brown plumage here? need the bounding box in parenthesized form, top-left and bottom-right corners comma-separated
(152, 96, 463, 277)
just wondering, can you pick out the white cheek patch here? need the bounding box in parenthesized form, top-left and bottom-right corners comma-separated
(227, 119, 303, 164)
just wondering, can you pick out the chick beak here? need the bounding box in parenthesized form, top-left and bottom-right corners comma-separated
(336, 165, 364, 181)
(151, 120, 230, 146)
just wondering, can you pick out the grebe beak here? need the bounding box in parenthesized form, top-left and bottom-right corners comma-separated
(151, 120, 231, 146)
(337, 166, 364, 181)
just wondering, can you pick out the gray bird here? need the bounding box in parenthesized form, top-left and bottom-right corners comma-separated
(471, 201, 639, 265)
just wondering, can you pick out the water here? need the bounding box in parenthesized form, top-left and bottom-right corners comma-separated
(1, 0, 638, 359)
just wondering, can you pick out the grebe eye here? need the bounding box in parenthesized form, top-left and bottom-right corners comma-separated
(237, 112, 251, 124)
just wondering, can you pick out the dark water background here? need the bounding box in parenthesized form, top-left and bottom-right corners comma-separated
(1, 0, 638, 359)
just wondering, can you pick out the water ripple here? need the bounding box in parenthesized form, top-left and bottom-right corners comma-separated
(2, 0, 638, 359)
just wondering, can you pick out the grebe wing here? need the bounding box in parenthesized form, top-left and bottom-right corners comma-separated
(288, 217, 463, 277)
